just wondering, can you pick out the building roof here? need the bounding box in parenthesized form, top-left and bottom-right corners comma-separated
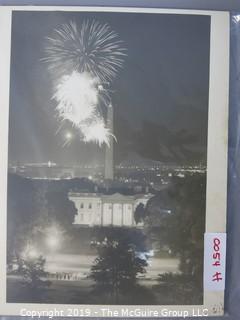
(68, 192, 153, 201)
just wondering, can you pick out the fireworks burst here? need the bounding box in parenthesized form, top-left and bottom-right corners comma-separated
(43, 20, 126, 82)
(53, 71, 114, 147)
(53, 71, 99, 126)
(43, 20, 126, 147)
(81, 119, 116, 147)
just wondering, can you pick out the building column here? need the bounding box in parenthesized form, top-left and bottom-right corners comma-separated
(121, 204, 124, 226)
(101, 202, 103, 226)
(131, 204, 134, 226)
(111, 203, 113, 225)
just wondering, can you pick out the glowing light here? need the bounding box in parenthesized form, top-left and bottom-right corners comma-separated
(62, 131, 74, 147)
(65, 132, 72, 140)
(21, 245, 39, 260)
(46, 235, 60, 250)
(53, 71, 99, 126)
(43, 20, 126, 82)
(28, 248, 38, 259)
(98, 84, 104, 91)
(45, 225, 62, 251)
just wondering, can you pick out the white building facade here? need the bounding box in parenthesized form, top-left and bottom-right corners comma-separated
(68, 192, 152, 227)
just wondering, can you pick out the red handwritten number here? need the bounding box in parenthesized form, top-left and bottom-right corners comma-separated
(213, 238, 220, 252)
(212, 271, 222, 282)
(212, 237, 222, 282)
(213, 252, 220, 260)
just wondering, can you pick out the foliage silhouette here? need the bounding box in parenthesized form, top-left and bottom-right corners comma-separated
(90, 234, 147, 304)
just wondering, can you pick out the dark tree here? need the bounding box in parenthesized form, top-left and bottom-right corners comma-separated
(7, 174, 78, 265)
(144, 175, 206, 286)
(90, 237, 147, 304)
(18, 255, 51, 290)
(46, 191, 77, 227)
(134, 202, 146, 224)
(92, 226, 148, 252)
(7, 174, 37, 262)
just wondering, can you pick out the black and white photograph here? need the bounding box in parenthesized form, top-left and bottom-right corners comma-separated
(0, 7, 228, 314)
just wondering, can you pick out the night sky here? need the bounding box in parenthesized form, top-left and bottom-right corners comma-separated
(8, 11, 210, 166)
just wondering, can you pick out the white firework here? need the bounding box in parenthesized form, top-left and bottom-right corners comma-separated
(53, 71, 114, 147)
(43, 20, 127, 82)
(43, 19, 126, 147)
(53, 71, 99, 126)
(81, 118, 116, 147)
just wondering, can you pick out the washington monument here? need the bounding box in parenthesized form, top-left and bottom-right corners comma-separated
(104, 103, 114, 180)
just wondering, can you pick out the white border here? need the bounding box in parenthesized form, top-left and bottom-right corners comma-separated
(0, 6, 229, 317)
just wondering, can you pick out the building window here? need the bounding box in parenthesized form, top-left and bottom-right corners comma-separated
(108, 204, 112, 209)
(128, 205, 132, 210)
(80, 203, 84, 209)
(80, 213, 84, 221)
(88, 203, 92, 209)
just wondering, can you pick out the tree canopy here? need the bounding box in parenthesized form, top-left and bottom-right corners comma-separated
(144, 175, 206, 285)
(90, 234, 147, 304)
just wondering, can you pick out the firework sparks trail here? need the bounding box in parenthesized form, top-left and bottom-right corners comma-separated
(81, 118, 117, 147)
(55, 122, 64, 136)
(43, 20, 126, 146)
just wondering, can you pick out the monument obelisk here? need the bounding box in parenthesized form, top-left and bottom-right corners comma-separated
(104, 103, 114, 180)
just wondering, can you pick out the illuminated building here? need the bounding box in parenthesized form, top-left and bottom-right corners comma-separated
(68, 192, 152, 227)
